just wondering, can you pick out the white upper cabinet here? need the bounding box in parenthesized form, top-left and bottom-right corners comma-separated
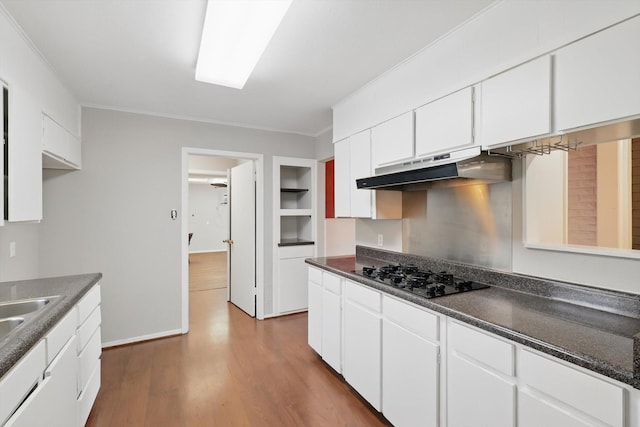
(349, 130, 372, 218)
(481, 55, 552, 148)
(415, 87, 475, 158)
(334, 130, 375, 219)
(333, 138, 350, 218)
(371, 111, 414, 169)
(42, 115, 81, 170)
(555, 15, 640, 131)
(8, 83, 42, 222)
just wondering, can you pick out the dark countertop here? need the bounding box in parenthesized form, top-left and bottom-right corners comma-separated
(306, 254, 640, 388)
(0, 273, 103, 379)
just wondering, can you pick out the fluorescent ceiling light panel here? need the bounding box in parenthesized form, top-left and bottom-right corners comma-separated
(196, 0, 292, 89)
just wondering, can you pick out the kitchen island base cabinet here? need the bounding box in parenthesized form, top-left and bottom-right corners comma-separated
(343, 280, 381, 411)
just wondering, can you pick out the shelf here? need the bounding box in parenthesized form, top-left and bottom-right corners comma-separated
(279, 209, 312, 217)
(278, 239, 315, 247)
(281, 188, 309, 193)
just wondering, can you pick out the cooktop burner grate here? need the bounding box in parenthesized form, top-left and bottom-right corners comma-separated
(356, 264, 489, 299)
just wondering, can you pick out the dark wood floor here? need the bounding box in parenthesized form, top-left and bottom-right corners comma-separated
(86, 284, 390, 425)
(189, 252, 227, 292)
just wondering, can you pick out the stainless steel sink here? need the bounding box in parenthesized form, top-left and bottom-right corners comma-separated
(0, 297, 55, 318)
(0, 317, 24, 340)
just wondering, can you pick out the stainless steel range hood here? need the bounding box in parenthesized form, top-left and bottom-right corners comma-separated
(356, 150, 512, 191)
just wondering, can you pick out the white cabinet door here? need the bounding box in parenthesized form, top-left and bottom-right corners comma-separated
(372, 111, 414, 169)
(481, 55, 552, 148)
(519, 390, 591, 427)
(555, 16, 640, 131)
(42, 114, 81, 169)
(415, 87, 475, 158)
(6, 337, 77, 427)
(344, 298, 381, 410)
(334, 138, 351, 217)
(383, 320, 439, 427)
(447, 353, 515, 427)
(8, 83, 42, 221)
(278, 257, 309, 313)
(349, 129, 372, 218)
(519, 349, 624, 427)
(321, 289, 341, 373)
(307, 278, 322, 354)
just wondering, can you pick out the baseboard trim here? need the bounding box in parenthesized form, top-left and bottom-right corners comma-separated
(102, 329, 183, 348)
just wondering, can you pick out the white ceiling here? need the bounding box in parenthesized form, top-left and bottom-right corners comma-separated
(1, 0, 494, 137)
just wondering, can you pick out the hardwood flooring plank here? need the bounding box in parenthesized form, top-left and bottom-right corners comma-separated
(86, 259, 391, 427)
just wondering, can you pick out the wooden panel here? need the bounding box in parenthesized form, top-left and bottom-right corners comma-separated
(325, 160, 335, 219)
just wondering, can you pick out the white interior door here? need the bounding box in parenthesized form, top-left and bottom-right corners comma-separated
(228, 161, 256, 316)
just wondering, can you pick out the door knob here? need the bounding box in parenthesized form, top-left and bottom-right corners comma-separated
(223, 239, 234, 244)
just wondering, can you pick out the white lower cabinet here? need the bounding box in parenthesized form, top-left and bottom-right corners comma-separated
(518, 348, 624, 427)
(343, 280, 382, 411)
(75, 285, 102, 427)
(309, 268, 639, 427)
(307, 275, 322, 354)
(321, 286, 342, 372)
(518, 390, 591, 427)
(448, 352, 516, 427)
(307, 267, 343, 373)
(0, 284, 101, 427)
(447, 320, 516, 427)
(6, 336, 77, 427)
(382, 296, 440, 427)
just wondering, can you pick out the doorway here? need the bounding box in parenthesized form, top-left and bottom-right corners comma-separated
(181, 148, 265, 334)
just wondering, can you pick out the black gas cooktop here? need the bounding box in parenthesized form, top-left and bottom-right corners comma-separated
(355, 264, 489, 299)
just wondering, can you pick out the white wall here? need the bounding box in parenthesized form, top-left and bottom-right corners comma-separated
(40, 108, 315, 345)
(356, 219, 403, 252)
(325, 218, 356, 256)
(188, 183, 227, 253)
(0, 223, 39, 281)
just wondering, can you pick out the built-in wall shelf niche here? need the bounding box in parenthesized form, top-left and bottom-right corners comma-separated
(273, 156, 317, 315)
(280, 165, 312, 211)
(279, 215, 313, 246)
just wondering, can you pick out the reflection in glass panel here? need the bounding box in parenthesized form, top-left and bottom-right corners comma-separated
(525, 138, 639, 251)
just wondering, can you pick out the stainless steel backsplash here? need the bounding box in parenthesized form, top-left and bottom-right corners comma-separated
(402, 181, 512, 271)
